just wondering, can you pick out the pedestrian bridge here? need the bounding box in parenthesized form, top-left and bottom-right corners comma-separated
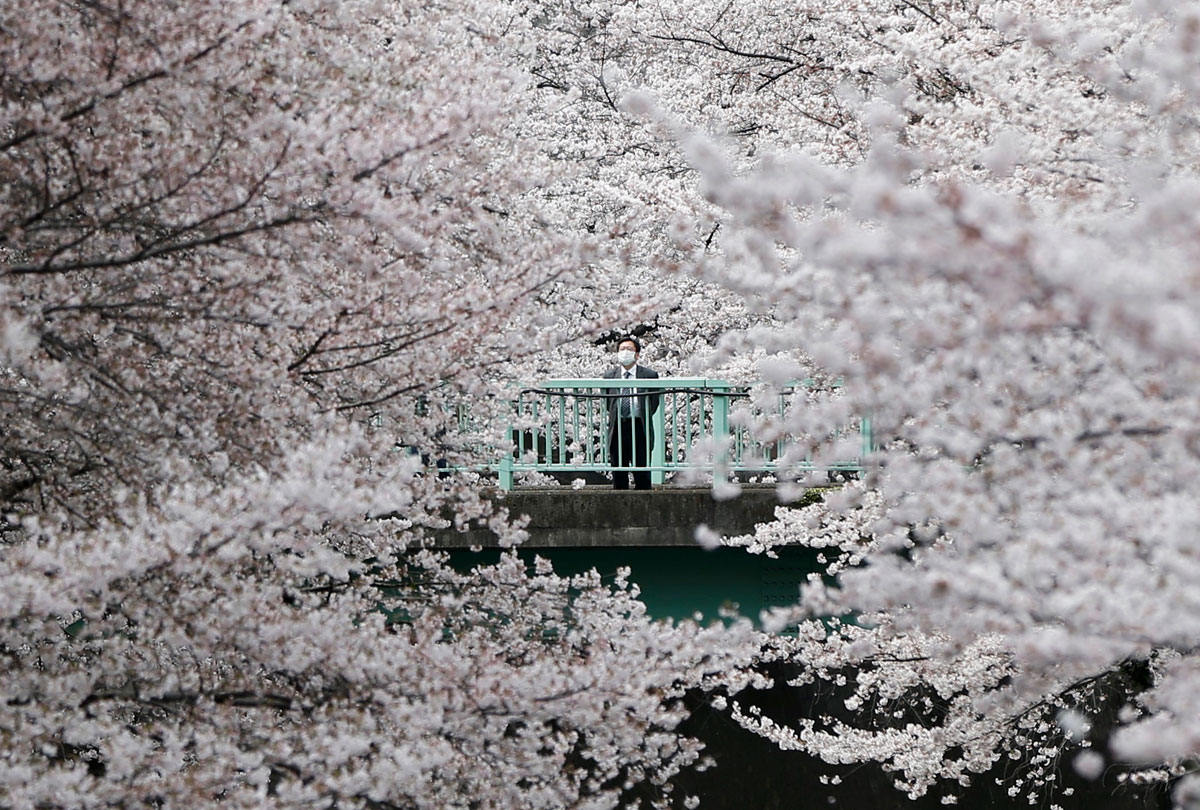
(431, 378, 868, 623)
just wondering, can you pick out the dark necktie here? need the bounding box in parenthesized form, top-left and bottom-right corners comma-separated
(620, 371, 632, 417)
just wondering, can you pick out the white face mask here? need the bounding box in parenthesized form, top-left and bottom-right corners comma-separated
(616, 349, 636, 367)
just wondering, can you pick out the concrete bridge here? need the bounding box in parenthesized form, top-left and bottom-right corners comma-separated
(429, 376, 866, 619)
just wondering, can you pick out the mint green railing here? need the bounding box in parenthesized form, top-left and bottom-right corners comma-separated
(494, 378, 872, 490)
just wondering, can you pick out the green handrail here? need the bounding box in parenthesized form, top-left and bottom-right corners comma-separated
(487, 378, 872, 490)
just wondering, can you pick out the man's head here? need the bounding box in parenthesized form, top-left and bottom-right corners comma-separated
(616, 336, 640, 369)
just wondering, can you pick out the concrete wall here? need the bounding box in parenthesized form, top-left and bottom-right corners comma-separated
(434, 485, 785, 548)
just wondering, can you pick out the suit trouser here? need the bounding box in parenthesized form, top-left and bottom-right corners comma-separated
(610, 416, 651, 489)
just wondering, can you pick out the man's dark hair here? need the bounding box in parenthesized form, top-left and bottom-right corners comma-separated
(616, 336, 641, 352)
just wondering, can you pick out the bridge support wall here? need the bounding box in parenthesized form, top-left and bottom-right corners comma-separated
(435, 485, 787, 548)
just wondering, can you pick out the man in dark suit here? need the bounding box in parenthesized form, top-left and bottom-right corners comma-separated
(604, 336, 660, 490)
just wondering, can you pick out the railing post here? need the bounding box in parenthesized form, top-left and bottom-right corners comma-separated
(651, 392, 665, 486)
(711, 379, 731, 476)
(498, 424, 515, 491)
(861, 413, 873, 459)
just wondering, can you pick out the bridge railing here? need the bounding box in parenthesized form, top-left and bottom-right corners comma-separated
(494, 378, 871, 490)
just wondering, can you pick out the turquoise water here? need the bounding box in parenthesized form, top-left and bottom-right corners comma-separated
(445, 545, 824, 626)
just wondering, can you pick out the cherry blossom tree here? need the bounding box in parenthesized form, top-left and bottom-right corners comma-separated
(578, 0, 1200, 804)
(0, 1, 763, 807)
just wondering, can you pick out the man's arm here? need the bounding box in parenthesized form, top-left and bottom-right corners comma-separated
(644, 368, 661, 415)
(602, 368, 617, 419)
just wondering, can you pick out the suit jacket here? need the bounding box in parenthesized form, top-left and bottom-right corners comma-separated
(603, 364, 661, 445)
